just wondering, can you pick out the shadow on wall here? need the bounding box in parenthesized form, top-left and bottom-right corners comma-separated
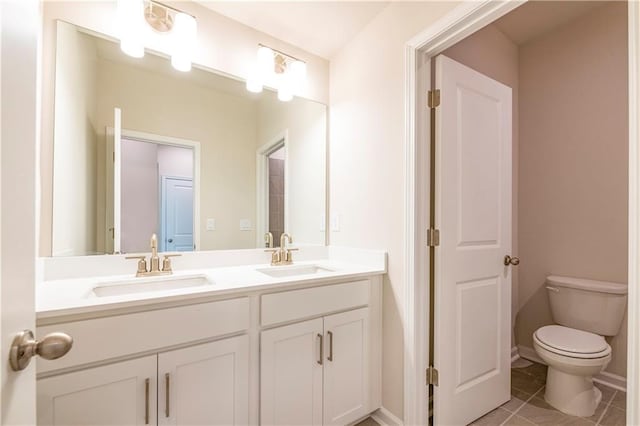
(514, 283, 553, 351)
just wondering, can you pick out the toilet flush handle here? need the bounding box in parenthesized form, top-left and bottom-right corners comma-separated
(504, 255, 520, 266)
(546, 286, 560, 292)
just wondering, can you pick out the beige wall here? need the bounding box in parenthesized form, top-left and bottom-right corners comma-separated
(329, 2, 460, 419)
(443, 24, 520, 349)
(516, 2, 628, 376)
(41, 0, 329, 256)
(51, 23, 98, 256)
(257, 97, 327, 246)
(120, 139, 159, 254)
(94, 58, 259, 251)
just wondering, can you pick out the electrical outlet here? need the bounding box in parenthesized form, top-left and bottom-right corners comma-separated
(206, 218, 216, 231)
(240, 219, 252, 231)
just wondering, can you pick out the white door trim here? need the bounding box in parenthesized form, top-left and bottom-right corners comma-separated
(118, 128, 201, 251)
(626, 1, 640, 421)
(403, 1, 640, 425)
(256, 130, 289, 247)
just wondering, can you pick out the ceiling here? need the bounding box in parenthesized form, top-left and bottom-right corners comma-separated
(494, 1, 608, 45)
(196, 1, 390, 59)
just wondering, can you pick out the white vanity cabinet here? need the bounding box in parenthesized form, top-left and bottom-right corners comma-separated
(260, 280, 377, 426)
(37, 335, 249, 426)
(158, 336, 249, 425)
(261, 308, 370, 426)
(38, 355, 158, 426)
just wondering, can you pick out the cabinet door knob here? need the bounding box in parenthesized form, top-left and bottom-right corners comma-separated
(9, 330, 73, 371)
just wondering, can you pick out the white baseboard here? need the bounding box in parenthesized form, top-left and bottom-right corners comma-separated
(517, 344, 627, 392)
(371, 407, 403, 426)
(511, 346, 520, 363)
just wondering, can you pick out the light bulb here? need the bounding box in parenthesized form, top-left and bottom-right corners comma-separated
(257, 46, 275, 79)
(290, 60, 307, 93)
(171, 12, 197, 72)
(246, 69, 263, 93)
(278, 71, 294, 102)
(117, 0, 145, 58)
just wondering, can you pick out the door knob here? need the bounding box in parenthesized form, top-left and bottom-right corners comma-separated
(168, 238, 173, 243)
(504, 255, 520, 266)
(9, 330, 73, 371)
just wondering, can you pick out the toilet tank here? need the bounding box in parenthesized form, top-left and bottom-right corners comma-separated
(546, 275, 627, 336)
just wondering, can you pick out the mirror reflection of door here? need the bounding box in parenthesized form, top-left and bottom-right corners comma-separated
(268, 145, 285, 247)
(120, 138, 194, 253)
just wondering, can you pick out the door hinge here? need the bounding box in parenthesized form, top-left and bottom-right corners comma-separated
(427, 228, 440, 247)
(428, 89, 441, 108)
(426, 365, 439, 386)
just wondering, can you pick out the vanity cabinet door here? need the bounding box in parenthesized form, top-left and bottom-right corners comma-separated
(158, 335, 249, 426)
(323, 308, 371, 426)
(37, 356, 157, 426)
(261, 318, 324, 426)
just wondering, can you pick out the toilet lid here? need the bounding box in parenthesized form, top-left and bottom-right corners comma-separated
(535, 325, 608, 354)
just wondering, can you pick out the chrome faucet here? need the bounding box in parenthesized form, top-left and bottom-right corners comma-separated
(126, 234, 181, 277)
(265, 233, 298, 266)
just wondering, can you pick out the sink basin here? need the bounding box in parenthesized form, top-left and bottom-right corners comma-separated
(256, 264, 334, 278)
(93, 274, 212, 298)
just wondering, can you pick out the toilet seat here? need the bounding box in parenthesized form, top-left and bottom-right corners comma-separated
(534, 325, 611, 359)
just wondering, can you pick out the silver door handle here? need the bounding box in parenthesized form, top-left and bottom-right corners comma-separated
(504, 255, 520, 266)
(9, 330, 73, 371)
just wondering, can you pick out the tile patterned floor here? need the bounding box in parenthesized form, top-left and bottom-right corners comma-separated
(471, 361, 627, 426)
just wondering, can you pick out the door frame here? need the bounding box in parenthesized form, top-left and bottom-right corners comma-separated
(159, 175, 194, 252)
(402, 1, 640, 425)
(256, 130, 289, 247)
(109, 128, 201, 251)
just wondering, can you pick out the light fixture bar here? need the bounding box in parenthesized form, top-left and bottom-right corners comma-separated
(145, 0, 195, 19)
(258, 43, 306, 65)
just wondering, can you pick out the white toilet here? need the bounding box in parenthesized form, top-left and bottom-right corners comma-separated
(532, 275, 627, 417)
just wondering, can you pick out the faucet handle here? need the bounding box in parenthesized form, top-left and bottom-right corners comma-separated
(161, 254, 182, 273)
(265, 249, 281, 266)
(285, 248, 299, 263)
(125, 255, 148, 275)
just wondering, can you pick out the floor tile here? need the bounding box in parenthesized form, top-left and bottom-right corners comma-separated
(355, 418, 380, 426)
(609, 391, 626, 410)
(502, 414, 536, 425)
(517, 397, 595, 425)
(514, 362, 548, 382)
(470, 407, 512, 426)
(594, 382, 616, 404)
(512, 370, 545, 396)
(502, 387, 532, 413)
(598, 406, 626, 426)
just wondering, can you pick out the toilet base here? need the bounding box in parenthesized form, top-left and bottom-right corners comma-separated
(544, 367, 602, 417)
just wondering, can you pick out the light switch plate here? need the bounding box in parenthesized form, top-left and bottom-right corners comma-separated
(206, 218, 216, 231)
(240, 219, 252, 231)
(331, 214, 340, 232)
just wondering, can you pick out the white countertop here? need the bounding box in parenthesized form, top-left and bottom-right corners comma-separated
(37, 247, 387, 321)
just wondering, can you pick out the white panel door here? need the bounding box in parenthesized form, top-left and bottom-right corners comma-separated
(323, 308, 370, 426)
(37, 356, 157, 426)
(434, 55, 512, 425)
(161, 177, 194, 252)
(158, 336, 249, 426)
(0, 0, 40, 423)
(261, 318, 323, 426)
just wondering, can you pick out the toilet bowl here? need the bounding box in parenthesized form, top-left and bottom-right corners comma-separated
(532, 276, 627, 417)
(533, 325, 610, 416)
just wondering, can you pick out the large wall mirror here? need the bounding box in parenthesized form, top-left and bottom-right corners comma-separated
(50, 21, 327, 256)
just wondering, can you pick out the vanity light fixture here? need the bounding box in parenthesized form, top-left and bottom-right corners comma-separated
(116, 0, 198, 72)
(246, 44, 307, 101)
(117, 0, 146, 58)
